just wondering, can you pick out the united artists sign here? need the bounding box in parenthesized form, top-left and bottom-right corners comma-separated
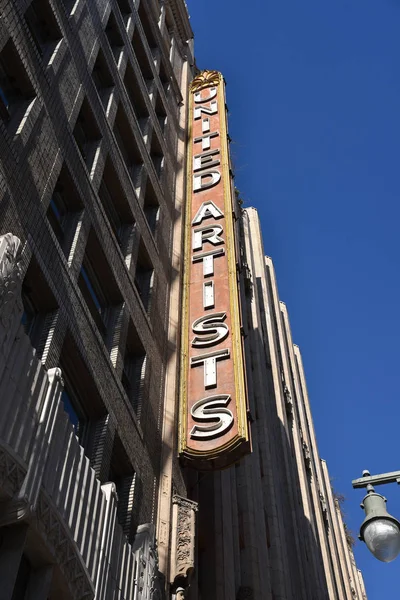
(179, 70, 251, 470)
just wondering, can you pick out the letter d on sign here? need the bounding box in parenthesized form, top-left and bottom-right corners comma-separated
(190, 394, 233, 440)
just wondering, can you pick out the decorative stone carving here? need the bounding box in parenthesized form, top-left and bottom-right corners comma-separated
(319, 490, 329, 529)
(170, 495, 198, 586)
(283, 385, 293, 416)
(132, 523, 164, 600)
(190, 70, 221, 92)
(302, 441, 311, 471)
(0, 233, 22, 323)
(0, 446, 94, 600)
(36, 492, 95, 600)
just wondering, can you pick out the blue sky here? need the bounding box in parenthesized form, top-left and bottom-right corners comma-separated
(186, 0, 400, 596)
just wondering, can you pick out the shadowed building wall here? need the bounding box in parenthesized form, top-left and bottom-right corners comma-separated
(188, 207, 367, 600)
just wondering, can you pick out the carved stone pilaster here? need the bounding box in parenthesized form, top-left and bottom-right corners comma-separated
(132, 522, 164, 600)
(170, 495, 198, 586)
(0, 233, 22, 321)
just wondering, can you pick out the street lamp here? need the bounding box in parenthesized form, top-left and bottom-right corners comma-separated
(352, 470, 400, 563)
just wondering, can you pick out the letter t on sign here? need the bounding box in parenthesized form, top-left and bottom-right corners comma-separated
(190, 348, 230, 388)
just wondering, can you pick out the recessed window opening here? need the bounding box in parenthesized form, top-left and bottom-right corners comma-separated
(138, 2, 157, 50)
(143, 177, 160, 236)
(46, 164, 83, 254)
(132, 28, 153, 80)
(73, 99, 101, 164)
(123, 61, 149, 134)
(155, 93, 167, 133)
(92, 48, 114, 105)
(109, 435, 137, 541)
(105, 12, 124, 62)
(113, 105, 143, 186)
(122, 320, 146, 418)
(150, 130, 164, 179)
(134, 239, 154, 312)
(0, 40, 35, 123)
(116, 0, 131, 25)
(25, 0, 62, 58)
(99, 157, 134, 246)
(59, 332, 106, 446)
(21, 256, 58, 354)
(78, 230, 122, 338)
(159, 60, 170, 94)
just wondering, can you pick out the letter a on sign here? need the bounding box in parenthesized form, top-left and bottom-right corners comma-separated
(192, 201, 224, 226)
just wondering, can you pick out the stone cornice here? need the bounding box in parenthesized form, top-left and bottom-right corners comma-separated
(166, 0, 193, 44)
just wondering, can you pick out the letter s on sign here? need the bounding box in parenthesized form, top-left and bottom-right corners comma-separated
(190, 394, 233, 440)
(191, 312, 229, 347)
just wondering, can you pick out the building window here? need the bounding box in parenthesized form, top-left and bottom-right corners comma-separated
(24, 0, 62, 59)
(61, 378, 86, 432)
(98, 157, 135, 247)
(21, 256, 58, 355)
(123, 61, 150, 139)
(78, 230, 122, 339)
(155, 93, 167, 134)
(105, 12, 124, 63)
(122, 321, 146, 418)
(150, 131, 164, 180)
(0, 40, 35, 124)
(138, 1, 158, 51)
(113, 105, 143, 189)
(59, 332, 106, 450)
(46, 164, 83, 254)
(116, 0, 131, 27)
(143, 178, 160, 236)
(132, 27, 153, 81)
(92, 48, 114, 107)
(134, 240, 154, 313)
(79, 260, 108, 336)
(73, 99, 101, 165)
(159, 60, 171, 96)
(109, 435, 137, 542)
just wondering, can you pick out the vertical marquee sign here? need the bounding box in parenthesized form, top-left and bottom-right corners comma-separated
(179, 70, 250, 470)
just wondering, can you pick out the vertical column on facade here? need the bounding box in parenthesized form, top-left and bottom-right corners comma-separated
(319, 459, 357, 598)
(357, 569, 367, 599)
(252, 232, 307, 597)
(242, 208, 290, 599)
(294, 345, 350, 599)
(234, 455, 271, 599)
(323, 464, 353, 598)
(265, 259, 321, 599)
(278, 299, 337, 599)
(321, 460, 362, 599)
(156, 42, 192, 581)
(213, 470, 237, 600)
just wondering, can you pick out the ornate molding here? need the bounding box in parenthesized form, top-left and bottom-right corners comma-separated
(0, 233, 22, 323)
(190, 70, 221, 93)
(0, 444, 94, 600)
(36, 493, 94, 600)
(170, 495, 198, 585)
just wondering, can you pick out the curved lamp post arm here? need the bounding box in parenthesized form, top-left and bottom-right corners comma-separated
(352, 470, 400, 489)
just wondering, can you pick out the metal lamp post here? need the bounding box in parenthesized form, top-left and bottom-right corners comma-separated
(352, 470, 400, 563)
